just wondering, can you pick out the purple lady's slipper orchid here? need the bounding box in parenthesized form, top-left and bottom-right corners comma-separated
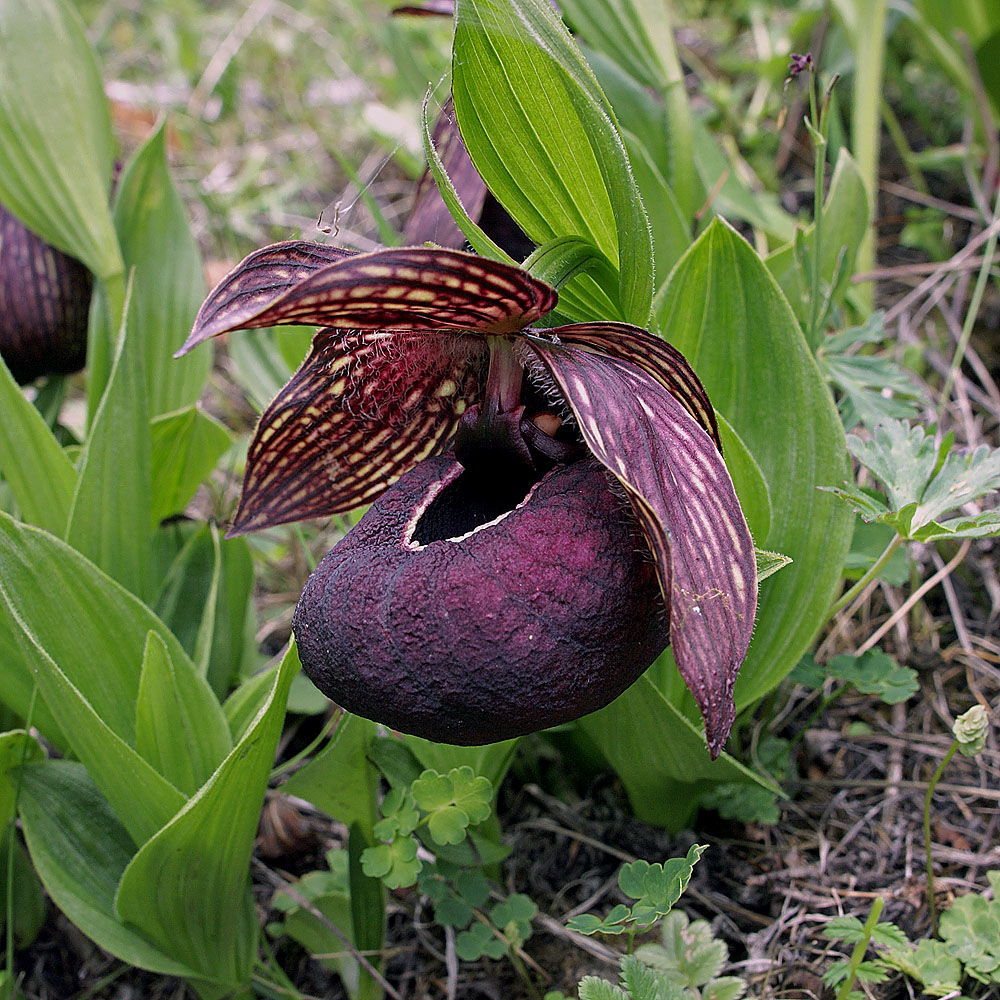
(0, 203, 92, 384)
(177, 244, 757, 756)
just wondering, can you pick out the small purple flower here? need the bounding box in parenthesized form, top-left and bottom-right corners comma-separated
(178, 244, 757, 756)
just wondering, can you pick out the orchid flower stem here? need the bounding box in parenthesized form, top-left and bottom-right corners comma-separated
(924, 740, 958, 933)
(827, 534, 903, 619)
(835, 895, 884, 1000)
(807, 72, 826, 352)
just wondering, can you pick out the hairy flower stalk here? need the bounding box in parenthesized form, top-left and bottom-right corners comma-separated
(178, 244, 757, 755)
(0, 203, 92, 384)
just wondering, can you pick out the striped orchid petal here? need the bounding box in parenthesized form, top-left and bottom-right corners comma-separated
(230, 328, 487, 534)
(525, 336, 757, 756)
(178, 245, 557, 354)
(549, 323, 722, 449)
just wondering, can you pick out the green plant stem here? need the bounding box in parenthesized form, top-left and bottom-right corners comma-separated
(924, 740, 958, 933)
(807, 79, 826, 352)
(936, 187, 1000, 420)
(827, 534, 903, 619)
(835, 895, 884, 1000)
(851, 0, 888, 313)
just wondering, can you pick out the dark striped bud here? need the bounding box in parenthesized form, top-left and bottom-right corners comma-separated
(0, 204, 92, 384)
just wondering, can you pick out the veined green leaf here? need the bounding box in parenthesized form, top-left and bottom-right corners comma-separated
(136, 631, 232, 797)
(66, 286, 154, 602)
(154, 521, 255, 698)
(717, 413, 770, 544)
(109, 121, 210, 416)
(114, 642, 297, 985)
(0, 357, 76, 535)
(0, 511, 195, 752)
(150, 406, 233, 527)
(453, 0, 653, 323)
(0, 0, 121, 281)
(579, 672, 779, 830)
(0, 584, 185, 844)
(18, 760, 197, 978)
(654, 219, 853, 709)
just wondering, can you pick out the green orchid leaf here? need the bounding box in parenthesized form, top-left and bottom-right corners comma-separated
(154, 521, 254, 698)
(67, 286, 154, 603)
(0, 588, 184, 845)
(452, 0, 653, 323)
(114, 641, 297, 986)
(718, 413, 771, 543)
(17, 760, 197, 978)
(0, 0, 121, 281)
(654, 218, 853, 710)
(103, 121, 210, 416)
(135, 631, 232, 796)
(0, 357, 77, 535)
(580, 670, 781, 830)
(150, 407, 233, 527)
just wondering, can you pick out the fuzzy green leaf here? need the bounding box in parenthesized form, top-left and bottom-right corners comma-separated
(113, 642, 296, 986)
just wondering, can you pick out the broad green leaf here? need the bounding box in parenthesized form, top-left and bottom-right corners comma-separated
(135, 631, 232, 797)
(109, 122, 210, 416)
(0, 0, 121, 281)
(0, 587, 185, 844)
(150, 407, 232, 527)
(283, 711, 379, 834)
(114, 641, 297, 985)
(766, 149, 869, 333)
(66, 289, 154, 602)
(718, 413, 771, 543)
(0, 612, 65, 748)
(154, 521, 254, 698)
(0, 511, 194, 751)
(579, 672, 779, 830)
(18, 760, 197, 978)
(222, 663, 279, 741)
(0, 358, 76, 535)
(653, 219, 853, 708)
(453, 0, 653, 323)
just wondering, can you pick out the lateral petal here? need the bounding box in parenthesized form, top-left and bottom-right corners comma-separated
(230, 328, 487, 533)
(546, 322, 721, 449)
(526, 337, 756, 757)
(179, 245, 557, 353)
